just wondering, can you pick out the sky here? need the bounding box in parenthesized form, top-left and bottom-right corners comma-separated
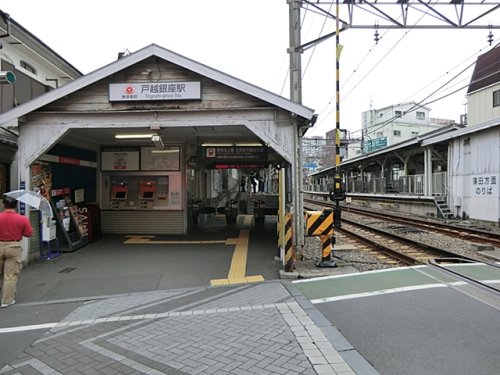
(2, 1, 499, 139)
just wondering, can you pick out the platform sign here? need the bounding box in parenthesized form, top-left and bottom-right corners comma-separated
(200, 146, 268, 161)
(470, 174, 498, 197)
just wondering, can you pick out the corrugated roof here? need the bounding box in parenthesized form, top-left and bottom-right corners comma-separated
(309, 124, 462, 176)
(421, 118, 500, 146)
(0, 44, 315, 126)
(467, 45, 500, 94)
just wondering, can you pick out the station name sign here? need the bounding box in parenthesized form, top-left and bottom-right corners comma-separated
(109, 81, 201, 102)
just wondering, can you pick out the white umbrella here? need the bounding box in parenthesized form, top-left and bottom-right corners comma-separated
(4, 189, 54, 218)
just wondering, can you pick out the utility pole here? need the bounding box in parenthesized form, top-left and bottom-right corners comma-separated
(288, 0, 305, 253)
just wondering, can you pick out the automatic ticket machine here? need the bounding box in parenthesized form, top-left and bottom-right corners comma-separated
(138, 180, 157, 209)
(110, 181, 128, 209)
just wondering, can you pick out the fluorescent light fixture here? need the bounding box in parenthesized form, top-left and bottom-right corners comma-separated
(201, 142, 263, 147)
(201, 143, 233, 147)
(235, 142, 263, 146)
(151, 134, 164, 149)
(151, 149, 178, 154)
(115, 133, 156, 139)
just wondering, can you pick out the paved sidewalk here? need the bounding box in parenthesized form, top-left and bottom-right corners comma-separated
(0, 281, 377, 375)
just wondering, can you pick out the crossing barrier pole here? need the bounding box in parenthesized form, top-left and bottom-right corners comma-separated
(278, 167, 286, 257)
(284, 212, 295, 272)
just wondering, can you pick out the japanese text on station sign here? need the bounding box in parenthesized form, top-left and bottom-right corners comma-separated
(471, 174, 498, 196)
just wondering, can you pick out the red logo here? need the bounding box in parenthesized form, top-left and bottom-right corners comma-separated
(125, 86, 134, 94)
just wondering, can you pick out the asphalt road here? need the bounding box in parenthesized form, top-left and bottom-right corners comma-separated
(294, 266, 500, 375)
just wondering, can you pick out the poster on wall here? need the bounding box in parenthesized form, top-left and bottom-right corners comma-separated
(101, 151, 140, 171)
(31, 161, 52, 200)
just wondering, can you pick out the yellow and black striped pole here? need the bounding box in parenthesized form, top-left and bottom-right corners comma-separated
(306, 208, 336, 268)
(284, 212, 295, 272)
(333, 0, 343, 229)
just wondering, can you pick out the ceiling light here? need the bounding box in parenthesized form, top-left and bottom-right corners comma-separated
(151, 149, 178, 154)
(201, 143, 234, 147)
(235, 143, 263, 146)
(115, 133, 156, 139)
(201, 142, 263, 147)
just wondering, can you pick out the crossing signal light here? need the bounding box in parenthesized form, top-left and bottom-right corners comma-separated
(329, 175, 345, 201)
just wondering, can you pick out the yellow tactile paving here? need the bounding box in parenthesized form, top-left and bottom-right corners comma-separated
(124, 236, 226, 245)
(242, 215, 253, 227)
(211, 229, 264, 286)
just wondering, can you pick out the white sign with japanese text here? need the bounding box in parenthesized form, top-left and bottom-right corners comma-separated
(470, 174, 498, 197)
(109, 82, 201, 101)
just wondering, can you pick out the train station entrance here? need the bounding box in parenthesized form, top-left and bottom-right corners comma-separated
(0, 44, 315, 263)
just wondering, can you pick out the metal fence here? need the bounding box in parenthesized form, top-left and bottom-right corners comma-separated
(305, 172, 447, 196)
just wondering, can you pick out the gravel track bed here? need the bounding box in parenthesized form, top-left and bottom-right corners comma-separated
(299, 211, 499, 273)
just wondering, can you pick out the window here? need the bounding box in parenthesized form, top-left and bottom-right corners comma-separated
(393, 130, 401, 136)
(395, 110, 402, 117)
(379, 113, 383, 118)
(494, 90, 500, 107)
(416, 111, 425, 120)
(20, 60, 37, 75)
(411, 131, 419, 138)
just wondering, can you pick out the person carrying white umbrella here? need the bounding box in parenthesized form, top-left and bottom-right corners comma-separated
(0, 194, 33, 308)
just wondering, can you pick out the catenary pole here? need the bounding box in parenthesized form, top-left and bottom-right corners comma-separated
(288, 0, 305, 257)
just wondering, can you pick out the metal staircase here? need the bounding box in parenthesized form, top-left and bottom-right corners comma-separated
(435, 196, 454, 220)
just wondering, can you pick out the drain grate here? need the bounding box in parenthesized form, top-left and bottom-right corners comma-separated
(58, 267, 76, 274)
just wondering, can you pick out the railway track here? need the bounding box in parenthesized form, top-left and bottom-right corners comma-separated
(304, 197, 500, 249)
(343, 205, 500, 248)
(303, 197, 491, 268)
(338, 218, 477, 266)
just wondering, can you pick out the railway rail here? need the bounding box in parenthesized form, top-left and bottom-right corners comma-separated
(430, 258, 500, 296)
(343, 205, 500, 248)
(304, 196, 500, 249)
(303, 197, 498, 269)
(338, 218, 477, 266)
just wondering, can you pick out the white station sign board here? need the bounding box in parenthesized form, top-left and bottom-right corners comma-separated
(109, 81, 201, 101)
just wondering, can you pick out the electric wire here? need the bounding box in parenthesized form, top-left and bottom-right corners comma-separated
(312, 1, 434, 132)
(302, 2, 334, 79)
(350, 42, 500, 138)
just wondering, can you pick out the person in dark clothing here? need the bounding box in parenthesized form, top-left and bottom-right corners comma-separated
(240, 175, 246, 192)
